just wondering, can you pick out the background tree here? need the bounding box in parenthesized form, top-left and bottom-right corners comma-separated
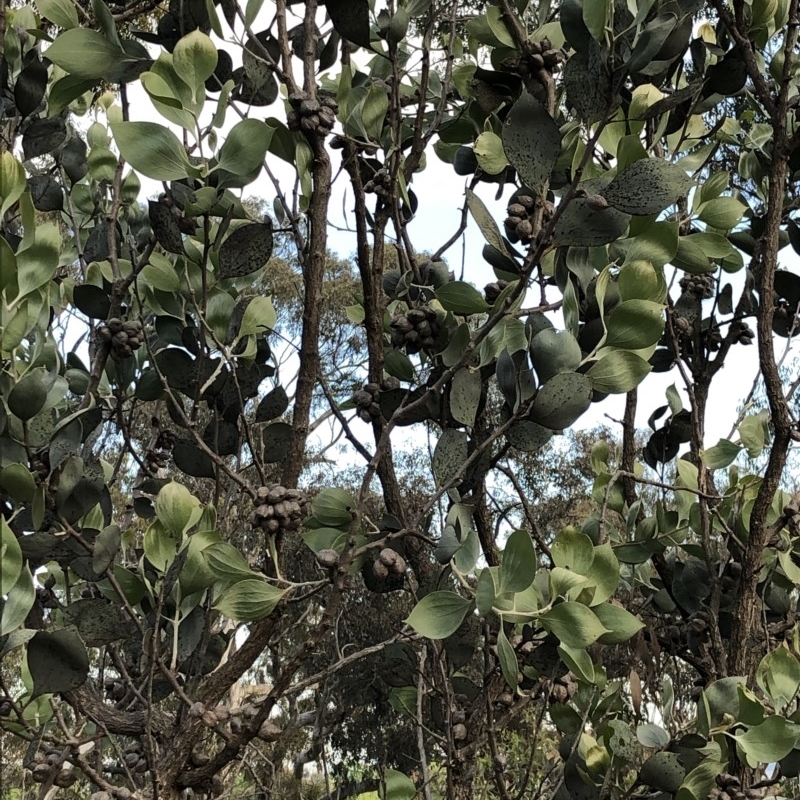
(3, 0, 800, 799)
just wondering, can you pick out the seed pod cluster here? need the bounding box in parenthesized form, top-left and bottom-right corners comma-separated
(548, 672, 579, 704)
(390, 305, 440, 354)
(147, 429, 175, 473)
(372, 547, 406, 580)
(679, 273, 715, 299)
(710, 773, 760, 800)
(287, 91, 338, 137)
(104, 677, 127, 701)
(484, 279, 509, 304)
(352, 382, 382, 422)
(364, 166, 392, 198)
(157, 191, 197, 235)
(700, 319, 723, 351)
(252, 484, 308, 534)
(96, 317, 144, 361)
(118, 738, 148, 773)
(503, 194, 554, 245)
(499, 37, 563, 83)
(730, 320, 755, 345)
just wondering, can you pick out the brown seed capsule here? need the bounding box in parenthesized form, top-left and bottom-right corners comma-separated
(257, 721, 281, 742)
(585, 194, 609, 211)
(452, 723, 468, 741)
(372, 560, 390, 580)
(189, 701, 206, 718)
(54, 770, 77, 788)
(316, 549, 339, 569)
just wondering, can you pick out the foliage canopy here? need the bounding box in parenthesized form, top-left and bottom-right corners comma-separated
(2, 0, 800, 798)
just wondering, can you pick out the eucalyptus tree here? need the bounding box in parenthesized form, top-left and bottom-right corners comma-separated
(3, 0, 800, 799)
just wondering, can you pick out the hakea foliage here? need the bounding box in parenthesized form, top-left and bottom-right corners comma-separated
(2, 0, 800, 797)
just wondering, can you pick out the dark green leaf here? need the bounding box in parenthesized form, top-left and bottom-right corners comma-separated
(436, 281, 490, 315)
(553, 198, 630, 247)
(587, 352, 652, 393)
(602, 159, 694, 216)
(218, 222, 274, 279)
(255, 386, 289, 422)
(433, 428, 468, 488)
(262, 421, 292, 462)
(500, 529, 537, 593)
(530, 372, 593, 430)
(326, 0, 371, 47)
(213, 579, 286, 621)
(540, 601, 609, 648)
(28, 629, 89, 697)
(502, 92, 561, 194)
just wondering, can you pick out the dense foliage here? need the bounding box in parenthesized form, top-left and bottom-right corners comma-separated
(2, 0, 800, 798)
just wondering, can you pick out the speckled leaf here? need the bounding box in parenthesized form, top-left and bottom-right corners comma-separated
(450, 368, 482, 426)
(433, 428, 468, 488)
(27, 175, 63, 212)
(553, 198, 630, 246)
(218, 222, 274, 279)
(531, 372, 593, 430)
(149, 200, 184, 254)
(173, 438, 216, 479)
(255, 386, 289, 422)
(506, 420, 552, 452)
(602, 159, 694, 216)
(262, 421, 292, 463)
(64, 598, 133, 646)
(502, 92, 561, 194)
(564, 47, 612, 123)
(640, 752, 685, 792)
(22, 116, 68, 160)
(326, 0, 371, 47)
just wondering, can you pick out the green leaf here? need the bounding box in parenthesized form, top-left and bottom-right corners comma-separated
(553, 197, 630, 247)
(215, 119, 273, 177)
(583, 0, 609, 39)
(497, 627, 519, 688)
(500, 530, 537, 593)
(436, 281, 490, 315)
(450, 368, 482, 426)
(255, 386, 289, 422)
(592, 602, 644, 644)
(604, 299, 664, 349)
(382, 769, 416, 800)
(540, 601, 609, 648)
(17, 222, 61, 297)
(0, 463, 37, 503)
(557, 643, 595, 683)
(204, 541, 259, 583)
(531, 372, 593, 430)
(702, 439, 741, 470)
(757, 645, 800, 710)
(502, 91, 561, 194)
(28, 629, 89, 697)
(617, 258, 669, 302)
(1, 566, 35, 636)
(213, 579, 286, 621)
(675, 758, 724, 800)
(697, 197, 747, 230)
(360, 83, 389, 141)
(476, 568, 497, 615)
(466, 189, 507, 253)
(238, 295, 277, 337)
(0, 152, 26, 218)
(37, 0, 80, 29)
(8, 370, 48, 421)
(474, 131, 509, 175)
(173, 30, 218, 99)
(584, 543, 620, 605)
(739, 413, 768, 458)
(587, 351, 652, 393)
(144, 520, 179, 572)
(551, 527, 594, 574)
(311, 488, 354, 528)
(384, 349, 415, 382)
(734, 716, 800, 764)
(530, 329, 582, 383)
(602, 159, 694, 216)
(155, 481, 202, 535)
(405, 591, 471, 639)
(433, 428, 468, 488)
(45, 29, 131, 79)
(637, 723, 671, 749)
(92, 524, 121, 575)
(111, 122, 190, 181)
